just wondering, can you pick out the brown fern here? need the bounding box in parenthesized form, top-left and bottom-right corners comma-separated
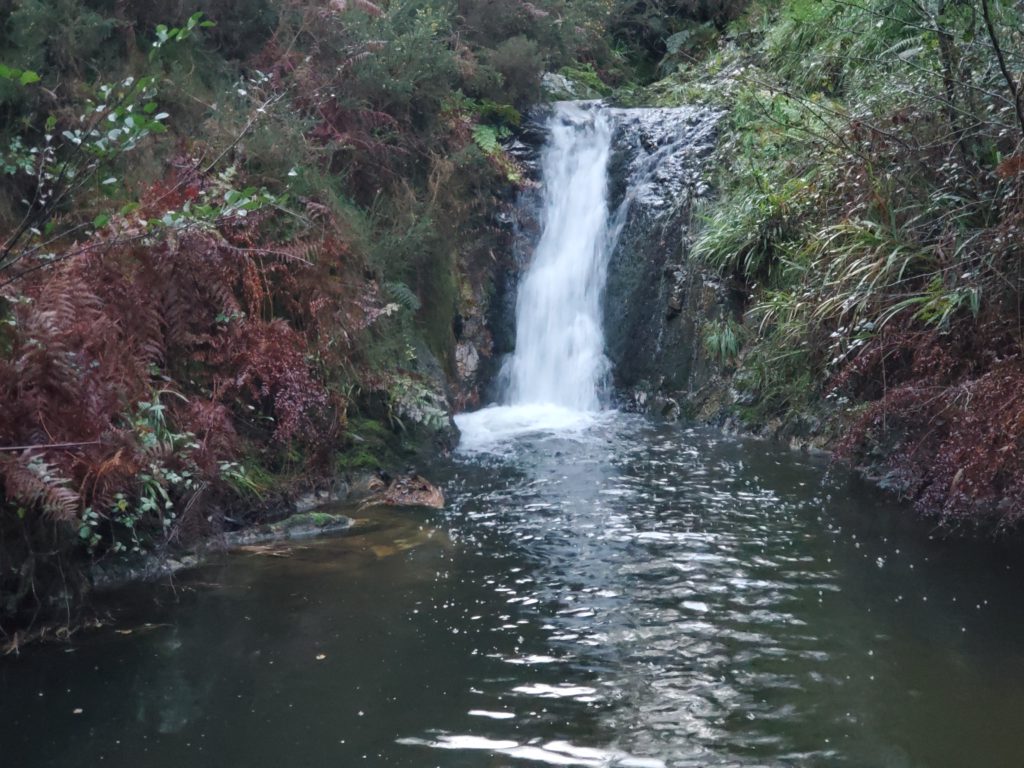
(0, 454, 80, 521)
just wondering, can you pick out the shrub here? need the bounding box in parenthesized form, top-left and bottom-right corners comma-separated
(487, 35, 544, 109)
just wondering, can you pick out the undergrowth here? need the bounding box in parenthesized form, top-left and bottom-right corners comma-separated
(0, 0, 677, 634)
(669, 0, 1024, 525)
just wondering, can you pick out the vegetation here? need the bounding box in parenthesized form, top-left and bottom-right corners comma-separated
(4, 0, 1022, 634)
(665, 0, 1024, 527)
(0, 0, 668, 634)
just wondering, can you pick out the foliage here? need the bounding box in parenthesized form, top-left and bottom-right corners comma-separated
(610, 0, 750, 66)
(3, 0, 679, 631)
(832, 322, 1024, 526)
(702, 317, 743, 365)
(385, 280, 423, 312)
(471, 124, 507, 155)
(559, 63, 613, 97)
(679, 0, 1024, 523)
(487, 35, 545, 109)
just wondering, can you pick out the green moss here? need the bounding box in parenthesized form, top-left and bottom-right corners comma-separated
(417, 247, 458, 369)
(347, 417, 394, 443)
(278, 512, 348, 530)
(335, 417, 403, 475)
(559, 63, 613, 97)
(335, 447, 384, 473)
(307, 512, 340, 527)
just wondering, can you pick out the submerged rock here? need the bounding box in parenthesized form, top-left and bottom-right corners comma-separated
(91, 554, 202, 590)
(224, 512, 355, 546)
(90, 511, 355, 590)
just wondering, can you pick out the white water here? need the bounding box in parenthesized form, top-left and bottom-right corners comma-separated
(456, 103, 615, 449)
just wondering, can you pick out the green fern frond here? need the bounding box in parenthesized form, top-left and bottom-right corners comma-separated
(472, 124, 508, 156)
(384, 281, 422, 312)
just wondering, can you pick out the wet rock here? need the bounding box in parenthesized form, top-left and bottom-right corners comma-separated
(541, 72, 603, 101)
(659, 397, 681, 422)
(731, 386, 757, 407)
(456, 341, 481, 381)
(294, 487, 349, 514)
(618, 388, 651, 413)
(602, 106, 726, 397)
(91, 554, 201, 590)
(516, 106, 554, 147)
(362, 473, 445, 509)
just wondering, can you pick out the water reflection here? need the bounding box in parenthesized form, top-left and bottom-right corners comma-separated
(3, 418, 1024, 767)
(433, 416, 1024, 766)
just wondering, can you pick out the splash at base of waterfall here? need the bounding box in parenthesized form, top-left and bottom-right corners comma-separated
(454, 404, 611, 452)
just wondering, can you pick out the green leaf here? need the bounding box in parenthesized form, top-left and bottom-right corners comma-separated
(665, 31, 692, 55)
(93, 213, 110, 229)
(472, 124, 502, 155)
(0, 64, 40, 86)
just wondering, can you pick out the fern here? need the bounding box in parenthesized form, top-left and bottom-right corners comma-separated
(385, 281, 422, 312)
(472, 124, 507, 156)
(0, 454, 80, 521)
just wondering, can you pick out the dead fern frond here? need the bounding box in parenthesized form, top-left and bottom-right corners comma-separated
(0, 453, 80, 521)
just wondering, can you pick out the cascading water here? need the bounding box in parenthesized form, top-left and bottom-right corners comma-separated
(456, 103, 616, 448)
(455, 101, 720, 449)
(505, 104, 613, 410)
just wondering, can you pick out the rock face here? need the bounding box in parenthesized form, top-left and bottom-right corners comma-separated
(602, 106, 725, 400)
(540, 72, 605, 101)
(491, 103, 727, 408)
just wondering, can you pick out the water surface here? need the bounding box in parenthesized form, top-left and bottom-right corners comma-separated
(3, 417, 1024, 767)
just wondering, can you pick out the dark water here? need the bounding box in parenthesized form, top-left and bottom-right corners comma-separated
(3, 417, 1024, 767)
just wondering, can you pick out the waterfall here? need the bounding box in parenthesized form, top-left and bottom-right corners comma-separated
(504, 103, 614, 410)
(456, 102, 616, 448)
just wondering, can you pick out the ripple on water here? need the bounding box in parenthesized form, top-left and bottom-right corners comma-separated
(407, 414, 1024, 766)
(6, 413, 1024, 767)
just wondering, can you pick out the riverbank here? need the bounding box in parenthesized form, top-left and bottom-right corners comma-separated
(1, 469, 449, 653)
(0, 0, 602, 633)
(4, 0, 1022, 637)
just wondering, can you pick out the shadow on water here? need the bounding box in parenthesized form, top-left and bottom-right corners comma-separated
(3, 416, 1024, 767)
